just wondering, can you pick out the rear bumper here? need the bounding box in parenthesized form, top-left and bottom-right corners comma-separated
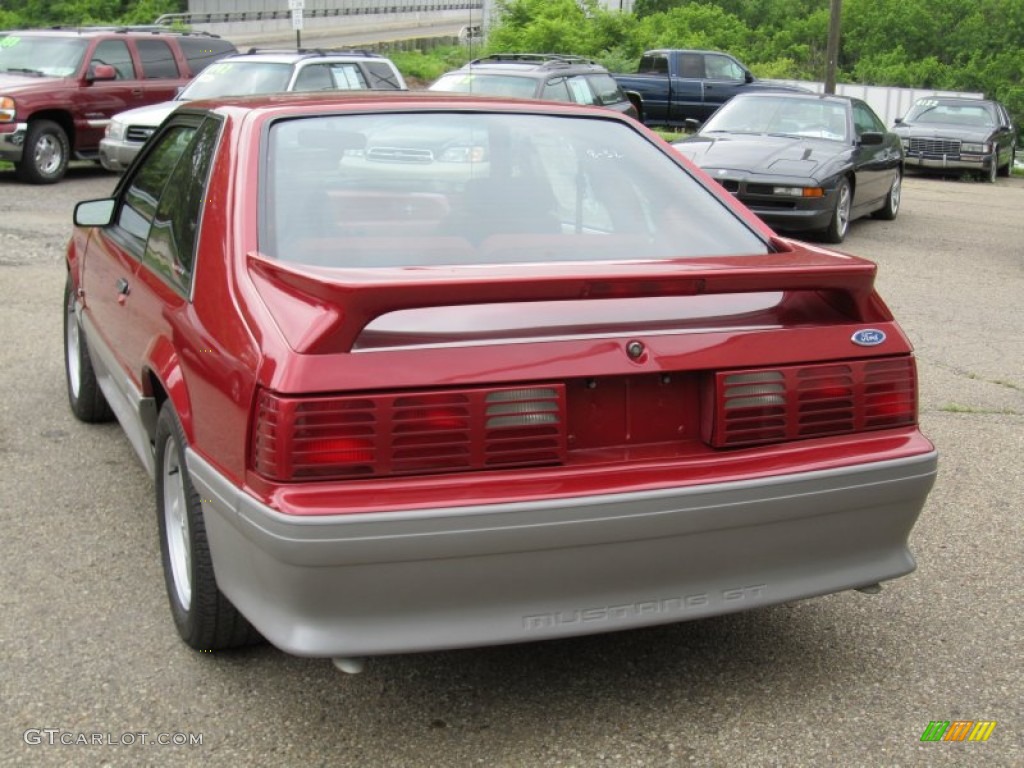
(188, 448, 938, 657)
(0, 122, 27, 163)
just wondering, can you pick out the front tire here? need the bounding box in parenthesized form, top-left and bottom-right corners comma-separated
(985, 150, 998, 183)
(998, 143, 1014, 177)
(872, 168, 901, 221)
(155, 404, 261, 651)
(822, 178, 852, 243)
(64, 274, 113, 423)
(16, 119, 70, 184)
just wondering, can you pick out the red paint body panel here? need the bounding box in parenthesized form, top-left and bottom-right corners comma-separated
(69, 92, 928, 505)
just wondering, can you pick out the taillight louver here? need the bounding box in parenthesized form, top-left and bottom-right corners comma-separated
(253, 385, 566, 482)
(864, 358, 917, 427)
(720, 370, 787, 444)
(485, 388, 563, 466)
(714, 358, 916, 448)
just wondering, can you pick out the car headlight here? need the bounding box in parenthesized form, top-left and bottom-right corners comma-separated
(438, 145, 487, 163)
(960, 142, 990, 154)
(773, 186, 825, 198)
(105, 120, 126, 141)
(0, 96, 15, 122)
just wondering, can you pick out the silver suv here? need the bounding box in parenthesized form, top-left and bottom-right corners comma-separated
(429, 54, 638, 119)
(99, 48, 407, 171)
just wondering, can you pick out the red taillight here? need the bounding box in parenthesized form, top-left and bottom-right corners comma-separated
(252, 385, 566, 482)
(710, 357, 916, 448)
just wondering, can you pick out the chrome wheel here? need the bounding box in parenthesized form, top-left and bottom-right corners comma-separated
(65, 287, 81, 400)
(835, 183, 851, 236)
(824, 179, 852, 243)
(34, 133, 64, 176)
(162, 433, 192, 611)
(889, 171, 902, 215)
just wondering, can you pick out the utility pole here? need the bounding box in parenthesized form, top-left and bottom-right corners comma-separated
(824, 0, 842, 94)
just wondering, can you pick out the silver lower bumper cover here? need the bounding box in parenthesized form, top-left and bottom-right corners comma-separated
(0, 123, 28, 162)
(187, 449, 938, 657)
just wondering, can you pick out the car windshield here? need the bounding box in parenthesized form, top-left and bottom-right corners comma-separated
(261, 112, 770, 267)
(0, 34, 88, 77)
(430, 73, 540, 99)
(702, 96, 850, 142)
(904, 100, 995, 128)
(180, 61, 293, 100)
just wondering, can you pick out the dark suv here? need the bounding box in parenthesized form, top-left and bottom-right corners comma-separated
(0, 27, 236, 183)
(429, 54, 639, 119)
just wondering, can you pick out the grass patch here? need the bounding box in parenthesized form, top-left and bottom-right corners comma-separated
(939, 403, 1021, 415)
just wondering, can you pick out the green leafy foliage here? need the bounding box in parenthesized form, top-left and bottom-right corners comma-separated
(486, 0, 1024, 132)
(0, 0, 184, 27)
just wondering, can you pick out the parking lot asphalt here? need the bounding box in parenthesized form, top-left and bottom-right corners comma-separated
(1, 164, 1021, 767)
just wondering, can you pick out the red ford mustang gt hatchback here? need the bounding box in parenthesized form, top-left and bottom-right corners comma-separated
(64, 91, 937, 669)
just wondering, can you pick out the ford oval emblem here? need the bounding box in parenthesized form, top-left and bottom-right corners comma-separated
(852, 329, 886, 347)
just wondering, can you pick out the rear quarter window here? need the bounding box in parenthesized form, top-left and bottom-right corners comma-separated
(136, 39, 179, 79)
(178, 37, 236, 75)
(587, 74, 626, 106)
(364, 61, 403, 89)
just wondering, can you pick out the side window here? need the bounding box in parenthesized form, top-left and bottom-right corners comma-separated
(638, 54, 670, 75)
(144, 118, 221, 292)
(705, 54, 743, 80)
(117, 125, 196, 252)
(136, 39, 179, 79)
(294, 64, 336, 91)
(679, 54, 704, 79)
(567, 76, 598, 106)
(853, 102, 885, 135)
(542, 77, 571, 102)
(586, 74, 625, 106)
(178, 37, 235, 75)
(91, 39, 135, 79)
(364, 61, 402, 89)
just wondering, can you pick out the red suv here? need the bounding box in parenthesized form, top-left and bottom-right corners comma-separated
(0, 27, 235, 183)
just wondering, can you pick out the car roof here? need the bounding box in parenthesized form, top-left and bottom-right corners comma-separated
(2, 26, 221, 39)
(914, 96, 995, 107)
(224, 48, 391, 65)
(455, 53, 611, 75)
(731, 91, 852, 106)
(182, 89, 635, 119)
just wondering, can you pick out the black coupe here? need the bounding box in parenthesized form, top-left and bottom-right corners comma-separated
(673, 92, 904, 243)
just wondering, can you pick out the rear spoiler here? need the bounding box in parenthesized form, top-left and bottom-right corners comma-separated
(247, 249, 885, 355)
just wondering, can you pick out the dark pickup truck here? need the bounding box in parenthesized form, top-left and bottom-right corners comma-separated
(613, 49, 804, 127)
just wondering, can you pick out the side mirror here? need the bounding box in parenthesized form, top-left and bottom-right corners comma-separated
(894, 117, 904, 124)
(89, 63, 117, 82)
(684, 118, 702, 133)
(744, 71, 754, 83)
(858, 131, 885, 146)
(74, 198, 116, 227)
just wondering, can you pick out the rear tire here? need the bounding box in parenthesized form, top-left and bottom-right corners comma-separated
(872, 168, 901, 221)
(16, 119, 70, 184)
(64, 274, 113, 423)
(822, 178, 852, 243)
(155, 403, 262, 651)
